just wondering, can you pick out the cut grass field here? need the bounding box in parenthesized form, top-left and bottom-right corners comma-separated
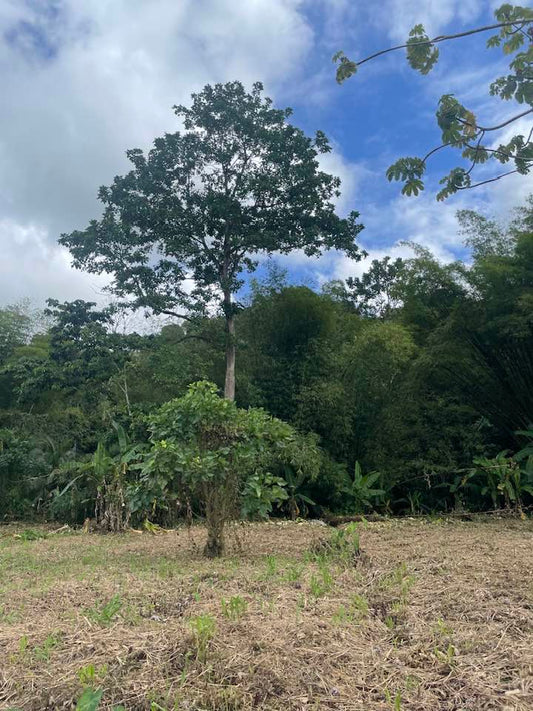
(1, 518, 532, 710)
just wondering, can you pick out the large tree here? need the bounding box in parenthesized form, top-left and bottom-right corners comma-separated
(60, 81, 363, 399)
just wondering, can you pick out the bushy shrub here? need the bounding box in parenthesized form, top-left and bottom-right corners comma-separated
(0, 429, 49, 519)
(138, 381, 320, 556)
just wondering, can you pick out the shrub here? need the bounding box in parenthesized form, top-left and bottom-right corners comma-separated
(49, 422, 144, 530)
(0, 429, 49, 519)
(140, 381, 320, 556)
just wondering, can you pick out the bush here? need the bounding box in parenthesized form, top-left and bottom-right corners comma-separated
(0, 429, 49, 519)
(139, 381, 320, 556)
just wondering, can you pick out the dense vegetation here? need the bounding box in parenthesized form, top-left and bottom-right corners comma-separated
(1, 57, 532, 549)
(1, 193, 532, 536)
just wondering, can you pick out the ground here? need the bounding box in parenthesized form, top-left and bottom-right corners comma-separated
(0, 518, 532, 710)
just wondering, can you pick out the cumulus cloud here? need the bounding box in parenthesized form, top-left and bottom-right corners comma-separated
(0, 0, 314, 305)
(0, 0, 530, 309)
(369, 0, 485, 41)
(0, 219, 109, 304)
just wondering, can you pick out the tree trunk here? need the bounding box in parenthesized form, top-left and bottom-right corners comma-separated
(203, 490, 226, 557)
(204, 525, 225, 557)
(224, 295, 236, 401)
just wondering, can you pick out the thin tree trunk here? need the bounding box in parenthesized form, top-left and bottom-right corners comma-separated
(223, 289, 236, 401)
(203, 483, 226, 557)
(122, 373, 132, 417)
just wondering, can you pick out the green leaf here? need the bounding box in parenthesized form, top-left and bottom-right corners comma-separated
(406, 24, 439, 74)
(76, 688, 103, 711)
(333, 52, 357, 83)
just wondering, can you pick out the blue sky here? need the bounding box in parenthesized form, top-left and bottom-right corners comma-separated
(0, 0, 531, 308)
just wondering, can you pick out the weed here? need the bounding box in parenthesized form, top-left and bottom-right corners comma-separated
(18, 635, 29, 657)
(221, 595, 247, 621)
(311, 523, 360, 565)
(309, 574, 322, 597)
(33, 632, 61, 661)
(384, 689, 402, 710)
(73, 687, 125, 711)
(434, 642, 457, 667)
(190, 614, 216, 662)
(405, 674, 420, 691)
(332, 592, 369, 625)
(351, 593, 369, 617)
(87, 594, 123, 626)
(434, 617, 453, 637)
(75, 687, 103, 711)
(379, 562, 415, 601)
(284, 563, 304, 583)
(384, 615, 395, 630)
(78, 663, 108, 686)
(332, 605, 350, 624)
(309, 563, 334, 598)
(264, 555, 278, 578)
(179, 651, 193, 686)
(0, 604, 18, 624)
(15, 529, 47, 542)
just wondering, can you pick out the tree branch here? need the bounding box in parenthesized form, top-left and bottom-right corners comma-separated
(465, 130, 486, 177)
(457, 169, 520, 190)
(158, 309, 197, 322)
(353, 20, 533, 69)
(422, 142, 452, 163)
(457, 108, 532, 133)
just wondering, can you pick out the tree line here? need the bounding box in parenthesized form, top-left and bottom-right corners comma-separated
(1, 196, 532, 529)
(0, 72, 532, 554)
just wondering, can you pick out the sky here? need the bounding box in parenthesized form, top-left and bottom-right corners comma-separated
(0, 0, 532, 309)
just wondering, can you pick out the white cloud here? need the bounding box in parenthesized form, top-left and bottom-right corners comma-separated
(371, 0, 485, 42)
(318, 147, 370, 215)
(326, 168, 533, 284)
(0, 0, 314, 306)
(0, 219, 109, 304)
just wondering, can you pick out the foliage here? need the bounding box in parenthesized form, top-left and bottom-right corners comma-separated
(59, 81, 363, 399)
(49, 421, 143, 529)
(241, 472, 288, 520)
(74, 688, 125, 711)
(334, 5, 533, 198)
(190, 614, 216, 662)
(221, 595, 248, 621)
(1, 193, 533, 522)
(0, 429, 49, 519)
(470, 451, 533, 510)
(0, 302, 34, 365)
(75, 688, 103, 711)
(515, 427, 533, 464)
(343, 462, 385, 513)
(140, 381, 320, 555)
(87, 595, 123, 626)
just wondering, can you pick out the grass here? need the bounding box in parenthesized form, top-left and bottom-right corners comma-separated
(1, 518, 533, 709)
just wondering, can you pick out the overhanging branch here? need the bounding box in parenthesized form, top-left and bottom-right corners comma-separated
(352, 20, 533, 69)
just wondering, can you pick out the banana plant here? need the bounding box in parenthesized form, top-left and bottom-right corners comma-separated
(51, 421, 143, 531)
(281, 463, 316, 519)
(471, 450, 533, 512)
(342, 461, 385, 513)
(515, 427, 533, 467)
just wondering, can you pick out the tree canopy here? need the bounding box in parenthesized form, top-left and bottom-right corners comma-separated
(59, 81, 364, 400)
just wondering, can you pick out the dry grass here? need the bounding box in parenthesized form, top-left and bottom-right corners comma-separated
(1, 518, 533, 710)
